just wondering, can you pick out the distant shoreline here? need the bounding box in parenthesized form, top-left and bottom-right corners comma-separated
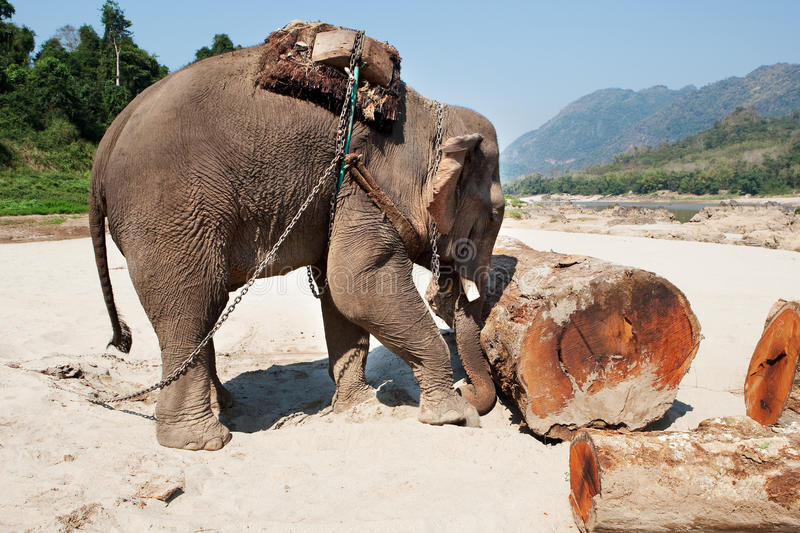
(517, 192, 800, 207)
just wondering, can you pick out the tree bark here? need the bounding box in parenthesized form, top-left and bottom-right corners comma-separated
(569, 417, 800, 532)
(745, 300, 800, 426)
(429, 236, 701, 439)
(113, 38, 120, 87)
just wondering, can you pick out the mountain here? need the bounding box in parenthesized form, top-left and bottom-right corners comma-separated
(501, 63, 800, 182)
(504, 107, 800, 197)
(585, 106, 800, 178)
(501, 85, 693, 181)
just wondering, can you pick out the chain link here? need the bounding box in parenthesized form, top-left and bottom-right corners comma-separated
(91, 31, 366, 405)
(429, 102, 445, 284)
(307, 30, 365, 299)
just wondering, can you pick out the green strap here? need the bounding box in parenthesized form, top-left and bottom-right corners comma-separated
(336, 64, 360, 193)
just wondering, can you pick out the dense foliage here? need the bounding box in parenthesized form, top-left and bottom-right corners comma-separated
(194, 33, 241, 62)
(1, 1, 167, 150)
(0, 1, 246, 215)
(0, 1, 172, 214)
(505, 109, 800, 197)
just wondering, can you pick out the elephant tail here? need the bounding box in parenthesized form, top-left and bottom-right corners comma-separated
(89, 188, 132, 354)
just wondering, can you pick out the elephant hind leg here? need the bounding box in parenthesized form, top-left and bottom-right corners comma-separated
(127, 244, 233, 451)
(313, 263, 373, 411)
(320, 289, 374, 412)
(208, 340, 233, 410)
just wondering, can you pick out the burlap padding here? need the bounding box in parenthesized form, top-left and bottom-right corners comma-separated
(345, 154, 424, 259)
(255, 22, 403, 131)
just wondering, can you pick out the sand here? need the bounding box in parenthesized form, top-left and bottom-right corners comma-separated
(509, 199, 800, 251)
(1, 226, 799, 531)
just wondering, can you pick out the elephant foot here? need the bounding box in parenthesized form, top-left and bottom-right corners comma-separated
(418, 390, 481, 428)
(210, 381, 233, 410)
(156, 411, 232, 451)
(332, 383, 375, 413)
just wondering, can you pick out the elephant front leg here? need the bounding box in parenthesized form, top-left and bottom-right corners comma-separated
(326, 219, 478, 426)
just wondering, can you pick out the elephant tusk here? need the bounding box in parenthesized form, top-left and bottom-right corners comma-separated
(460, 276, 480, 302)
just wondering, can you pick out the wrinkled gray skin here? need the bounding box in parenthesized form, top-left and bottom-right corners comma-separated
(90, 45, 504, 451)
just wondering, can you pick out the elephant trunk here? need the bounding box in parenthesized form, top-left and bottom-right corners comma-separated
(453, 288, 496, 415)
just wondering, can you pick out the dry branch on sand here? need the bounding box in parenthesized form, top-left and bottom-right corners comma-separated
(745, 300, 800, 426)
(568, 417, 800, 532)
(430, 236, 701, 440)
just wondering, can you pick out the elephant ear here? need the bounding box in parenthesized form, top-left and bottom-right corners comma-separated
(427, 133, 483, 234)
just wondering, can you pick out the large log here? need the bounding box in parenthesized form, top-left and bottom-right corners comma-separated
(745, 300, 800, 426)
(569, 417, 800, 532)
(429, 236, 700, 439)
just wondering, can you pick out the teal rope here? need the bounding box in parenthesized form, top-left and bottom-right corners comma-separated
(336, 64, 360, 192)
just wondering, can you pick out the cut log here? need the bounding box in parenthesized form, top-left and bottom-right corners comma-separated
(428, 236, 701, 439)
(569, 417, 800, 532)
(745, 300, 800, 426)
(311, 29, 395, 86)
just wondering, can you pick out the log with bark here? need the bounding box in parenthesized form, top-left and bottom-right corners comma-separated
(427, 236, 701, 439)
(569, 417, 800, 532)
(745, 300, 800, 426)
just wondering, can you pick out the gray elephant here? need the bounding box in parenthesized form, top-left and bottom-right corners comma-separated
(90, 31, 504, 450)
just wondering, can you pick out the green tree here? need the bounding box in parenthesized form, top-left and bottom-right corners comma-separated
(194, 33, 239, 62)
(29, 56, 82, 122)
(101, 0, 132, 86)
(0, 6, 34, 69)
(0, 0, 13, 21)
(96, 2, 166, 128)
(35, 37, 67, 62)
(70, 24, 103, 139)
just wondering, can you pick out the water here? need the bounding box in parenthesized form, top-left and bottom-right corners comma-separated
(572, 201, 718, 223)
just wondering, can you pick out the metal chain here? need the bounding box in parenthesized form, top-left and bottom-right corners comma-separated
(308, 30, 366, 299)
(429, 102, 445, 284)
(91, 31, 367, 404)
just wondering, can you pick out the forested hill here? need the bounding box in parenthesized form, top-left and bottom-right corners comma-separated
(500, 85, 693, 182)
(505, 108, 800, 197)
(0, 0, 240, 215)
(501, 63, 800, 183)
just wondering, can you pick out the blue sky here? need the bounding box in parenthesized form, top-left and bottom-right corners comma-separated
(12, 1, 800, 149)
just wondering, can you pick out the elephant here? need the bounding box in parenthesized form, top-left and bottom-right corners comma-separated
(89, 40, 504, 451)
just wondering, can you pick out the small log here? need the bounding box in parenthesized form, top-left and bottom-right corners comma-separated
(745, 300, 800, 426)
(428, 236, 700, 439)
(569, 417, 800, 532)
(311, 29, 395, 86)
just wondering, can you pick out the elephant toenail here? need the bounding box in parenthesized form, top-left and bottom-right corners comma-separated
(204, 437, 223, 451)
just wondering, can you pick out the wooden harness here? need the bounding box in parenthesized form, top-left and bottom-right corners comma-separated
(344, 153, 425, 260)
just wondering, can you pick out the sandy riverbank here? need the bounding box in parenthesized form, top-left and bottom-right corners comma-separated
(520, 192, 800, 206)
(1, 227, 799, 530)
(508, 197, 800, 252)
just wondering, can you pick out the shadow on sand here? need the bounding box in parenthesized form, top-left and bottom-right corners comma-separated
(643, 399, 694, 431)
(219, 332, 467, 434)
